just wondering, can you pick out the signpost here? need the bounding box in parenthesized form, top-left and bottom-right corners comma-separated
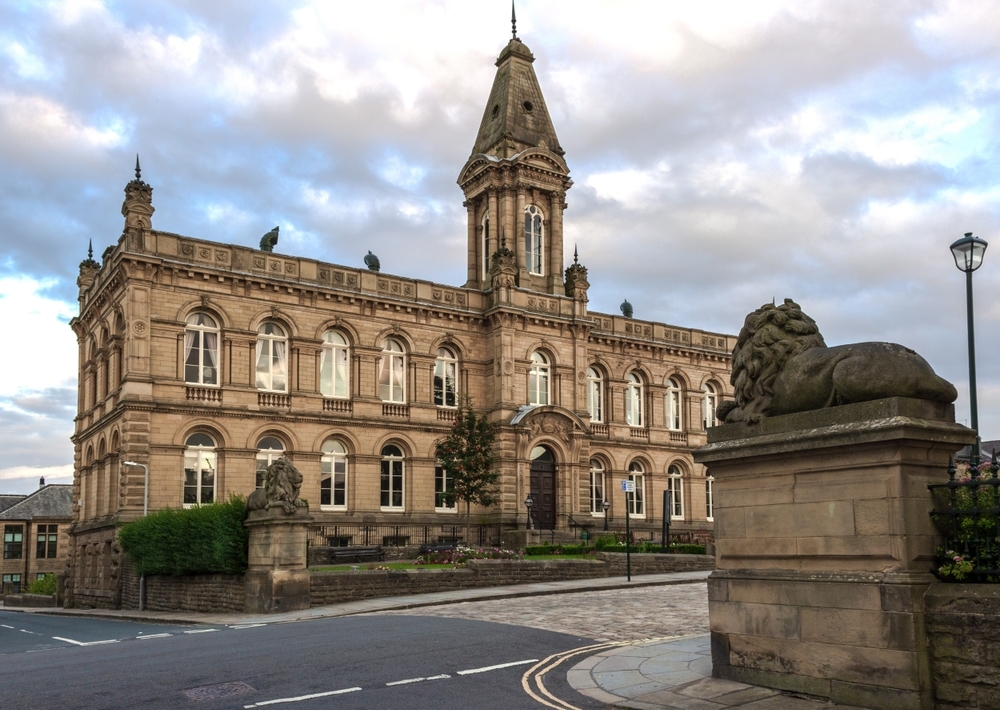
(621, 479, 634, 581)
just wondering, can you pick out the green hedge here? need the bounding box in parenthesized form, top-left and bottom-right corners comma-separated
(118, 496, 248, 576)
(28, 574, 56, 595)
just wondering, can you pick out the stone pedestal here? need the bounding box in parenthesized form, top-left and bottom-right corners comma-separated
(502, 529, 541, 551)
(694, 398, 971, 710)
(244, 508, 313, 614)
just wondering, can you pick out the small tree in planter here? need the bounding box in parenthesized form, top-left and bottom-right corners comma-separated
(435, 396, 500, 546)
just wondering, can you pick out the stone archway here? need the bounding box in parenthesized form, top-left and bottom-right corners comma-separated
(529, 445, 556, 530)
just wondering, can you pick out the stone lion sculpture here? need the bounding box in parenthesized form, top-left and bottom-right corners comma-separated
(716, 299, 957, 424)
(246, 457, 307, 514)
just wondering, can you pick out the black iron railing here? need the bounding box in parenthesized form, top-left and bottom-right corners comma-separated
(312, 523, 505, 549)
(929, 453, 1000, 582)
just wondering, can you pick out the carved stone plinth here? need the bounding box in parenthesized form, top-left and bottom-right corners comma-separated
(695, 398, 971, 710)
(244, 508, 313, 614)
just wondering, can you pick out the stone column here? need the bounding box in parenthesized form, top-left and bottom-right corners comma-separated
(694, 397, 971, 710)
(244, 508, 313, 614)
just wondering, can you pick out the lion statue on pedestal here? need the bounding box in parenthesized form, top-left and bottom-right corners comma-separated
(246, 457, 307, 515)
(716, 299, 957, 424)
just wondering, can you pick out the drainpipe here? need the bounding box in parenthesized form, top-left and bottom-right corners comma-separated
(122, 462, 149, 611)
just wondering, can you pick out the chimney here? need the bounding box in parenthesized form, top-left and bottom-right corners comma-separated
(39, 476, 45, 488)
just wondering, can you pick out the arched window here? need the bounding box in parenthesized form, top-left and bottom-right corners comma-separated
(183, 433, 216, 506)
(528, 351, 549, 406)
(380, 445, 404, 510)
(255, 323, 287, 392)
(705, 475, 714, 521)
(481, 211, 491, 280)
(702, 382, 718, 429)
(627, 461, 645, 517)
(524, 204, 543, 275)
(184, 313, 219, 386)
(378, 338, 406, 403)
(668, 464, 684, 520)
(587, 367, 603, 423)
(434, 347, 458, 408)
(625, 373, 644, 427)
(255, 436, 284, 490)
(320, 440, 347, 509)
(666, 378, 682, 431)
(320, 330, 350, 399)
(589, 459, 605, 515)
(435, 462, 456, 511)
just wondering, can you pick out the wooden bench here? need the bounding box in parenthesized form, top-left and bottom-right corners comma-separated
(329, 546, 385, 563)
(419, 544, 457, 556)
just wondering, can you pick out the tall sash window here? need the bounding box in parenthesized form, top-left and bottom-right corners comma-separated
(524, 205, 543, 275)
(184, 313, 219, 386)
(320, 330, 350, 399)
(378, 339, 406, 403)
(255, 323, 287, 392)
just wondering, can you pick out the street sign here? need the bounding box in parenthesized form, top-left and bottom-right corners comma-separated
(621, 479, 635, 493)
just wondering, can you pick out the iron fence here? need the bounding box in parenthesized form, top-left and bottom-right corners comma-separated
(311, 523, 505, 549)
(929, 453, 1000, 582)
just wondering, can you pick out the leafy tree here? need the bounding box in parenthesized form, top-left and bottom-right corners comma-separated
(435, 396, 500, 545)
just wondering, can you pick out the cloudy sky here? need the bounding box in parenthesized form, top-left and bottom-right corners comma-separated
(1, 0, 999, 494)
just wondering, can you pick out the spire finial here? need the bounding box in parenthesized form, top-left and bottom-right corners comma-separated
(88, 239, 93, 260)
(573, 244, 579, 264)
(134, 154, 141, 181)
(511, 0, 517, 39)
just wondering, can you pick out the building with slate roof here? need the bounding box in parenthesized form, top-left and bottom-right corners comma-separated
(67, 29, 734, 607)
(1, 484, 73, 595)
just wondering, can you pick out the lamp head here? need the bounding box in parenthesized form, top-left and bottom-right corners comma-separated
(951, 232, 988, 273)
(123, 461, 139, 467)
(524, 494, 534, 508)
(602, 499, 610, 512)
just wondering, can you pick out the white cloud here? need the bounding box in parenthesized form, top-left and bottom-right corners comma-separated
(0, 464, 73, 482)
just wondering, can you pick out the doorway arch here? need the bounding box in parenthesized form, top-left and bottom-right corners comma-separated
(529, 445, 556, 530)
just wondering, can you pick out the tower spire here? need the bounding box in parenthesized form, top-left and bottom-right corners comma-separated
(511, 1, 517, 40)
(88, 239, 93, 261)
(573, 244, 579, 264)
(134, 154, 141, 181)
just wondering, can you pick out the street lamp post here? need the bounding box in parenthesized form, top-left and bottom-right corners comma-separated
(122, 461, 150, 611)
(524, 494, 534, 531)
(950, 232, 989, 466)
(602, 499, 610, 531)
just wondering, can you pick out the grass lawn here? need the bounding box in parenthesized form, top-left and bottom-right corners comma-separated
(310, 562, 458, 572)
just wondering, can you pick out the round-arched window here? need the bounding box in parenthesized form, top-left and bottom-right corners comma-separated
(255, 436, 284, 489)
(627, 460, 645, 517)
(184, 433, 216, 506)
(524, 205, 544, 275)
(666, 378, 682, 431)
(625, 373, 644, 428)
(379, 339, 406, 403)
(184, 313, 219, 387)
(321, 440, 348, 509)
(256, 322, 287, 392)
(529, 352, 549, 406)
(668, 464, 684, 519)
(380, 445, 404, 509)
(589, 459, 605, 514)
(587, 367, 603, 423)
(321, 330, 350, 399)
(434, 347, 458, 408)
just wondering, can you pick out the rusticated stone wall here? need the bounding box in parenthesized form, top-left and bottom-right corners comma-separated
(121, 573, 245, 613)
(925, 583, 1000, 710)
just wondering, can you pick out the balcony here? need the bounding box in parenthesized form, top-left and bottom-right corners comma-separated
(258, 392, 290, 408)
(437, 409, 457, 422)
(382, 403, 409, 418)
(323, 398, 353, 414)
(186, 386, 222, 403)
(630, 427, 649, 440)
(669, 431, 687, 444)
(591, 423, 609, 437)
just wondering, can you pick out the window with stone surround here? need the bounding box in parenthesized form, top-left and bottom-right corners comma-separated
(589, 459, 605, 515)
(378, 338, 406, 403)
(255, 322, 288, 392)
(668, 465, 684, 520)
(524, 204, 544, 275)
(184, 313, 219, 386)
(529, 351, 550, 406)
(255, 436, 284, 490)
(434, 347, 458, 408)
(666, 377, 683, 431)
(481, 211, 491, 280)
(627, 461, 644, 518)
(320, 439, 348, 510)
(183, 433, 216, 506)
(35, 525, 58, 559)
(320, 330, 350, 399)
(587, 367, 603, 423)
(702, 382, 718, 429)
(3, 525, 23, 559)
(625, 372, 644, 428)
(1, 573, 20, 594)
(380, 445, 405, 510)
(435, 464, 456, 511)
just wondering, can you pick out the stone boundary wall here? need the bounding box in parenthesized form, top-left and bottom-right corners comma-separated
(925, 583, 1000, 710)
(2, 593, 57, 608)
(123, 573, 246, 613)
(310, 554, 714, 606)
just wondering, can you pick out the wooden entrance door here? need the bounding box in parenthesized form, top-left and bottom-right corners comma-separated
(530, 447, 556, 530)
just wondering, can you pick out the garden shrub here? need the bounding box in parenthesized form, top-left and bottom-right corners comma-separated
(414, 545, 522, 567)
(118, 495, 248, 576)
(27, 574, 56, 595)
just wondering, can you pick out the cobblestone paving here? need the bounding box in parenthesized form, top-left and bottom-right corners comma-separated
(380, 582, 709, 642)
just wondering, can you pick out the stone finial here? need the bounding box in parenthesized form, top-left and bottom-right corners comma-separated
(260, 226, 279, 252)
(564, 247, 589, 302)
(122, 155, 154, 249)
(620, 299, 633, 319)
(77, 239, 101, 293)
(364, 250, 381, 272)
(511, 0, 517, 39)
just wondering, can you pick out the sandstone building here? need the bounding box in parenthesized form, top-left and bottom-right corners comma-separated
(68, 32, 733, 607)
(1, 483, 73, 594)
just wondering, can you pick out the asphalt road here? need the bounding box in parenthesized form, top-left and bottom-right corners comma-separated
(0, 610, 605, 709)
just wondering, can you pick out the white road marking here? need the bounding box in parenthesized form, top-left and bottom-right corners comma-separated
(183, 628, 217, 634)
(425, 674, 450, 680)
(456, 659, 538, 675)
(52, 637, 119, 647)
(20, 629, 38, 634)
(137, 633, 172, 640)
(243, 687, 362, 707)
(385, 672, 451, 686)
(1, 624, 14, 629)
(231, 623, 267, 630)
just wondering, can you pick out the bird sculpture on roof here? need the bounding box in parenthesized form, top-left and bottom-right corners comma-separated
(260, 226, 279, 252)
